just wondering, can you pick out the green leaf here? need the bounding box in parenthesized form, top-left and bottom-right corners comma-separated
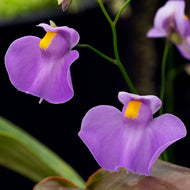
(0, 116, 85, 188)
(33, 176, 84, 190)
(86, 160, 190, 190)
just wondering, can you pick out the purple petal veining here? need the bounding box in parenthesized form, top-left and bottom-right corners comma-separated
(79, 92, 186, 175)
(5, 22, 80, 104)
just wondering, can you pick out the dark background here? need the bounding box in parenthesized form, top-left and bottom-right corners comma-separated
(0, 0, 190, 189)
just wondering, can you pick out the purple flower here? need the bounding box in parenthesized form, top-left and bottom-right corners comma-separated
(58, 0, 72, 11)
(78, 92, 186, 175)
(147, 0, 190, 59)
(5, 22, 79, 104)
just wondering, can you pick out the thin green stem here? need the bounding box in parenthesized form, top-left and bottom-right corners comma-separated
(159, 40, 172, 162)
(97, 0, 113, 26)
(162, 51, 184, 163)
(77, 44, 116, 64)
(97, 0, 137, 94)
(114, 0, 131, 25)
(159, 40, 171, 115)
(112, 24, 137, 94)
(166, 44, 175, 114)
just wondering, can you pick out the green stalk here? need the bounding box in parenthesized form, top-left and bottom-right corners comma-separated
(112, 25, 137, 94)
(97, 0, 113, 26)
(159, 40, 172, 162)
(166, 44, 175, 114)
(97, 0, 137, 94)
(162, 46, 184, 163)
(77, 44, 116, 64)
(159, 40, 171, 115)
(114, 0, 131, 25)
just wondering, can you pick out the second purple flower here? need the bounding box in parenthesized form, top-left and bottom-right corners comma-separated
(5, 22, 79, 104)
(147, 0, 190, 59)
(79, 92, 186, 175)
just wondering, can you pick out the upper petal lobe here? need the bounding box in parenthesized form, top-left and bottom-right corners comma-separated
(38, 23, 80, 49)
(118, 92, 162, 114)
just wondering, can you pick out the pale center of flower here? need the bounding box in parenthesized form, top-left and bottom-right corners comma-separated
(170, 14, 189, 44)
(171, 32, 181, 44)
(125, 100, 142, 119)
(39, 31, 57, 50)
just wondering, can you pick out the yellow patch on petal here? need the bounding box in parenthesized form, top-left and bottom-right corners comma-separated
(184, 14, 188, 20)
(39, 31, 57, 50)
(125, 100, 142, 119)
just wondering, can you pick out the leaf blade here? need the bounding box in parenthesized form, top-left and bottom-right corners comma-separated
(0, 116, 85, 188)
(33, 176, 84, 190)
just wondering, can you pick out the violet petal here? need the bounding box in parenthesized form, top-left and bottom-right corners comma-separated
(118, 91, 162, 114)
(5, 23, 80, 103)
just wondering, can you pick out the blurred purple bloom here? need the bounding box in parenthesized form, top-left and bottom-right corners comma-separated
(147, 0, 190, 59)
(58, 0, 72, 11)
(79, 92, 186, 175)
(5, 22, 79, 104)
